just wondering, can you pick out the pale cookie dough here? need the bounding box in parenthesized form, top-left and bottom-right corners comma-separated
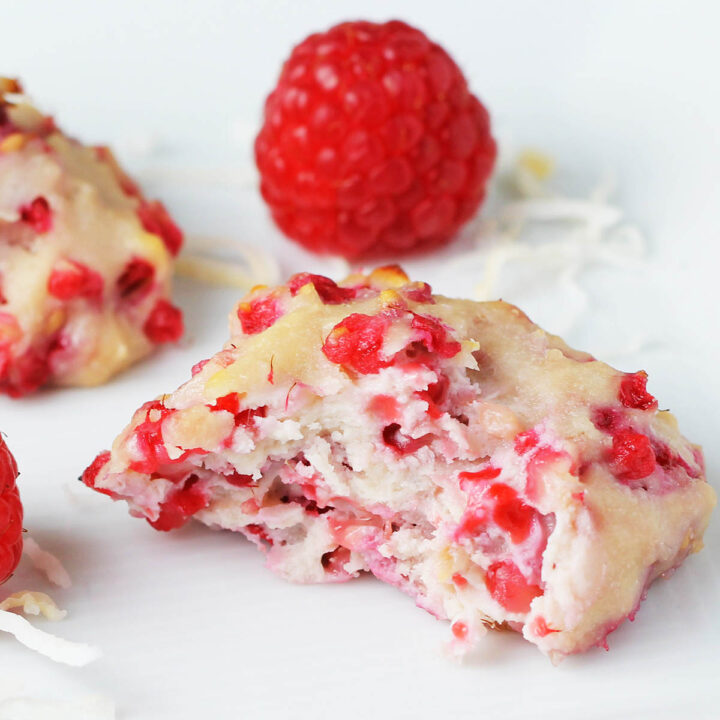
(0, 78, 183, 396)
(83, 266, 715, 661)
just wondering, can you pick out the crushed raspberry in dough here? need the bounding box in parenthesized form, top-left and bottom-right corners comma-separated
(0, 78, 183, 396)
(83, 265, 716, 661)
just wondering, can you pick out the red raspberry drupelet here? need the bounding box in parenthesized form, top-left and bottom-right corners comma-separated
(255, 20, 497, 259)
(0, 435, 23, 584)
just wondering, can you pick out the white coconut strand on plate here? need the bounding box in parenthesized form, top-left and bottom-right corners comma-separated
(0, 609, 100, 666)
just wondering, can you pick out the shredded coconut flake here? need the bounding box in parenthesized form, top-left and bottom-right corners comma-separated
(438, 148, 648, 340)
(177, 235, 280, 289)
(0, 591, 66, 621)
(23, 538, 72, 589)
(0, 609, 100, 666)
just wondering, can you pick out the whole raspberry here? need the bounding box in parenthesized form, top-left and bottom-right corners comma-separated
(255, 20, 497, 259)
(0, 435, 23, 584)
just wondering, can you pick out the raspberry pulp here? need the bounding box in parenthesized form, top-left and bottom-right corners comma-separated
(237, 295, 283, 335)
(19, 196, 53, 234)
(486, 483, 537, 544)
(610, 428, 656, 481)
(255, 20, 496, 259)
(117, 258, 155, 301)
(287, 273, 359, 304)
(322, 312, 392, 374)
(209, 392, 268, 427)
(458, 467, 502, 485)
(143, 299, 184, 343)
(514, 429, 539, 455)
(82, 451, 117, 498)
(128, 401, 178, 474)
(48, 260, 104, 302)
(410, 313, 461, 357)
(382, 423, 434, 454)
(618, 371, 657, 411)
(485, 560, 542, 614)
(149, 476, 208, 531)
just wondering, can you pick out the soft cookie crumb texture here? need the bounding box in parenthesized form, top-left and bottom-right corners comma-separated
(83, 265, 716, 661)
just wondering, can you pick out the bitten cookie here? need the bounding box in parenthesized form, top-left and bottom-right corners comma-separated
(83, 266, 715, 661)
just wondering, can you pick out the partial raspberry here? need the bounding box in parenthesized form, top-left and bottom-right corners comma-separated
(618, 371, 657, 411)
(514, 429, 539, 455)
(255, 20, 496, 259)
(127, 400, 197, 475)
(404, 282, 433, 303)
(48, 259, 104, 302)
(0, 435, 23, 584)
(485, 483, 538, 544)
(287, 273, 358, 304)
(19, 196, 53, 234)
(117, 258, 155, 302)
(485, 560, 542, 614)
(592, 407, 622, 434)
(0, 346, 52, 398)
(322, 312, 393, 374)
(410, 313, 461, 357)
(208, 393, 268, 429)
(82, 450, 121, 500)
(382, 423, 433, 454)
(143, 299, 184, 344)
(610, 429, 656, 482)
(237, 295, 283, 335)
(137, 200, 183, 257)
(210, 392, 243, 415)
(458, 467, 502, 485)
(149, 476, 209, 531)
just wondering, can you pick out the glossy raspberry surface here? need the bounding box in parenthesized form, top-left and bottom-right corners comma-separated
(0, 435, 23, 584)
(255, 20, 497, 259)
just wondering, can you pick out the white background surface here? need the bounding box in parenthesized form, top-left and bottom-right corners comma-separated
(2, 1, 720, 718)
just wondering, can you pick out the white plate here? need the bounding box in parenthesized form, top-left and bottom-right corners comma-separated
(2, 1, 719, 718)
